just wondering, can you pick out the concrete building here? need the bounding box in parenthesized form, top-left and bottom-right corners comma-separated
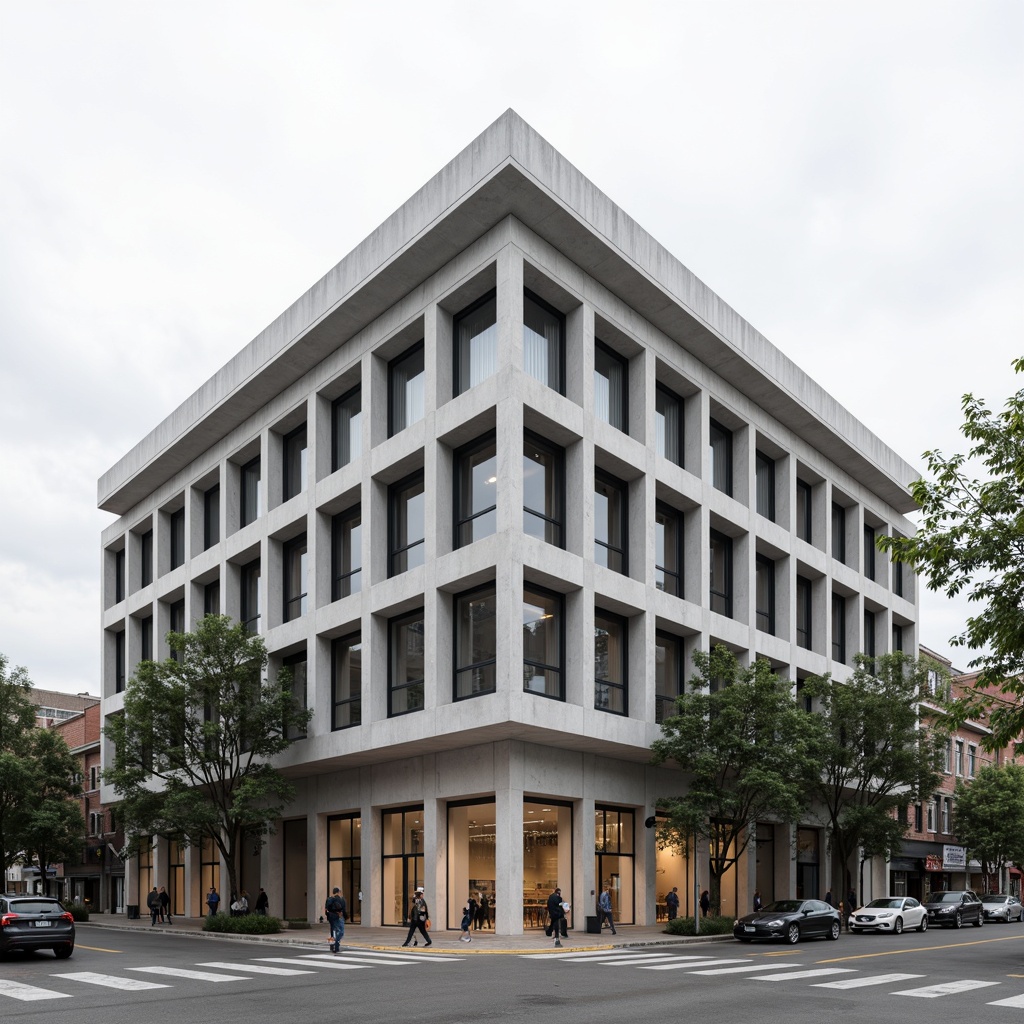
(98, 110, 920, 931)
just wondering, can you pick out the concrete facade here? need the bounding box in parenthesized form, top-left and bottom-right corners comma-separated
(99, 110, 920, 931)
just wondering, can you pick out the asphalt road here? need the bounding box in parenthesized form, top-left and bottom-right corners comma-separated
(3, 921, 1024, 1024)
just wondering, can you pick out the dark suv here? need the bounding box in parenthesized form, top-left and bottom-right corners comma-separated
(0, 895, 75, 957)
(921, 890, 984, 929)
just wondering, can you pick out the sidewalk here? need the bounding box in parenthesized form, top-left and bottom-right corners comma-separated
(80, 914, 730, 955)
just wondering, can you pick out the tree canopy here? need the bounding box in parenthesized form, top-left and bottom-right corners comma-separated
(953, 763, 1024, 884)
(879, 357, 1024, 748)
(105, 615, 311, 901)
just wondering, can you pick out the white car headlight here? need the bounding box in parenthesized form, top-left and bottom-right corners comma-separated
(876, 912, 893, 918)
(766, 918, 785, 927)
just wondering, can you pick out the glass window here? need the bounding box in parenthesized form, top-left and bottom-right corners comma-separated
(332, 507, 362, 600)
(594, 610, 627, 715)
(942, 797, 951, 834)
(655, 385, 683, 466)
(892, 622, 903, 653)
(170, 508, 185, 570)
(709, 530, 732, 617)
(864, 525, 876, 581)
(283, 534, 308, 622)
(241, 559, 261, 634)
(204, 580, 220, 616)
(755, 452, 775, 522)
(968, 744, 977, 777)
(454, 585, 497, 700)
(283, 425, 308, 502)
(955, 740, 964, 776)
(327, 813, 362, 924)
(523, 433, 564, 547)
(204, 485, 220, 550)
(523, 290, 564, 393)
(454, 291, 497, 395)
(594, 341, 627, 432)
(115, 549, 125, 603)
(864, 610, 876, 660)
(832, 503, 846, 564)
(389, 342, 425, 436)
(455, 435, 497, 548)
(389, 472, 425, 576)
(389, 610, 425, 717)
(796, 480, 812, 542)
(241, 457, 261, 528)
(755, 555, 774, 634)
(654, 504, 682, 597)
(115, 630, 126, 693)
(140, 616, 153, 662)
(594, 473, 627, 575)
(169, 599, 185, 663)
(332, 386, 362, 471)
(894, 558, 904, 597)
(331, 633, 362, 730)
(140, 529, 153, 587)
(832, 593, 846, 664)
(709, 419, 732, 496)
(283, 651, 307, 740)
(796, 576, 812, 650)
(655, 632, 683, 723)
(523, 586, 563, 700)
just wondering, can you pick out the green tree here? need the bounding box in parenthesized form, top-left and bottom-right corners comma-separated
(953, 763, 1024, 884)
(878, 357, 1024, 748)
(0, 653, 38, 872)
(651, 647, 818, 915)
(104, 615, 311, 903)
(801, 653, 946, 902)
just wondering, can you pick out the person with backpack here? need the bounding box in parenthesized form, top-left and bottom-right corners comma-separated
(325, 886, 347, 954)
(598, 886, 617, 935)
(460, 893, 475, 942)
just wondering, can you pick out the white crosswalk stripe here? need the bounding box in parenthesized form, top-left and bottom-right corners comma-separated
(129, 966, 250, 982)
(639, 958, 752, 971)
(893, 980, 1001, 998)
(0, 979, 71, 1002)
(813, 973, 925, 989)
(565, 954, 682, 965)
(197, 961, 316, 976)
(747, 968, 854, 981)
(686, 962, 805, 976)
(988, 994, 1024, 1008)
(300, 950, 465, 962)
(52, 971, 169, 991)
(258, 957, 371, 971)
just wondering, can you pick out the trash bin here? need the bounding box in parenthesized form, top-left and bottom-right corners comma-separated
(126, 905, 139, 920)
(586, 915, 601, 934)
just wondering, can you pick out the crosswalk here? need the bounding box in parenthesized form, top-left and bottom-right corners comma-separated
(523, 949, 1024, 1010)
(0, 948, 462, 1003)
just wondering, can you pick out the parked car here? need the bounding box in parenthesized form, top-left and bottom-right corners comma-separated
(849, 896, 928, 934)
(921, 890, 984, 929)
(0, 894, 75, 958)
(981, 893, 1024, 923)
(734, 899, 842, 944)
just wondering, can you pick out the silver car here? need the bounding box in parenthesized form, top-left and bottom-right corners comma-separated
(981, 893, 1024, 922)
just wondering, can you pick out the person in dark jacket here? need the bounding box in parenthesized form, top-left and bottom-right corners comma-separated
(146, 886, 160, 926)
(402, 887, 431, 947)
(325, 887, 347, 953)
(546, 887, 567, 947)
(700, 890, 711, 917)
(665, 887, 680, 921)
(158, 885, 171, 924)
(255, 887, 269, 916)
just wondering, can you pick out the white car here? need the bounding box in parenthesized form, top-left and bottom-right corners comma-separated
(850, 896, 928, 934)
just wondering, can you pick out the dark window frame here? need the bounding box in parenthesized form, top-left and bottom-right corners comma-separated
(203, 485, 220, 550)
(755, 554, 775, 635)
(655, 384, 684, 467)
(523, 431, 565, 549)
(115, 630, 126, 693)
(796, 480, 812, 542)
(755, 452, 775, 522)
(140, 615, 153, 662)
(654, 502, 682, 597)
(522, 288, 565, 395)
(282, 424, 308, 503)
(331, 385, 362, 472)
(893, 622, 904, 653)
(170, 508, 185, 570)
(709, 529, 733, 618)
(240, 558, 261, 634)
(709, 419, 733, 496)
(114, 549, 125, 603)
(388, 608, 426, 718)
(454, 432, 497, 549)
(140, 529, 153, 588)
(283, 533, 308, 623)
(331, 506, 362, 601)
(796, 576, 812, 650)
(594, 608, 628, 716)
(388, 341, 426, 438)
(832, 502, 846, 564)
(331, 632, 362, 731)
(283, 650, 308, 740)
(522, 584, 565, 702)
(832, 593, 847, 664)
(388, 470, 426, 577)
(240, 457, 261, 528)
(203, 580, 220, 616)
(594, 339, 628, 433)
(453, 582, 498, 701)
(655, 631, 683, 724)
(594, 471, 628, 575)
(864, 524, 876, 581)
(169, 599, 186, 663)
(453, 289, 498, 396)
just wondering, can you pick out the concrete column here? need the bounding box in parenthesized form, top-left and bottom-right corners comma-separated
(495, 742, 524, 935)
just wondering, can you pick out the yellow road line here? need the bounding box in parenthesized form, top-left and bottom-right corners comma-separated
(816, 934, 1024, 964)
(75, 944, 123, 953)
(763, 950, 802, 957)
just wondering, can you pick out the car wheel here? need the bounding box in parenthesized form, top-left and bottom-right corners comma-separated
(974, 913, 984, 927)
(53, 945, 73, 960)
(827, 920, 841, 941)
(893, 916, 903, 935)
(786, 923, 800, 945)
(917, 915, 928, 932)
(954, 912, 963, 928)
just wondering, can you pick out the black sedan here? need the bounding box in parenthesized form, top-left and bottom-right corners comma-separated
(921, 890, 984, 928)
(0, 895, 75, 957)
(734, 899, 841, 944)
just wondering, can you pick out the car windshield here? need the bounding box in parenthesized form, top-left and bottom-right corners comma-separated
(761, 900, 803, 913)
(982, 895, 1008, 904)
(931, 893, 962, 904)
(865, 899, 903, 909)
(7, 900, 63, 914)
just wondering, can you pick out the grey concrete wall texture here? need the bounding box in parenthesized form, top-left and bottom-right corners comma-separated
(98, 110, 920, 931)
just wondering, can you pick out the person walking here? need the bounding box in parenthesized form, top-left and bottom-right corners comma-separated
(753, 889, 763, 912)
(206, 887, 220, 917)
(824, 888, 834, 908)
(546, 887, 567, 948)
(255, 887, 269, 916)
(325, 886, 347, 954)
(477, 893, 490, 930)
(158, 885, 171, 924)
(460, 894, 474, 942)
(598, 886, 617, 935)
(402, 886, 431, 947)
(699, 890, 711, 918)
(146, 886, 160, 926)
(665, 886, 680, 921)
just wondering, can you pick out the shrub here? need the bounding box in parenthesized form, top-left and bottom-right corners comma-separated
(65, 902, 90, 922)
(664, 914, 734, 936)
(202, 912, 282, 934)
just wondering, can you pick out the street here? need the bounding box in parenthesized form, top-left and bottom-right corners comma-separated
(2, 923, 1024, 1023)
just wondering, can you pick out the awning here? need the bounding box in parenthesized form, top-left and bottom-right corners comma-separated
(889, 858, 920, 872)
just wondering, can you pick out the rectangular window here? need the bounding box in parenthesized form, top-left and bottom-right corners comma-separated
(523, 289, 564, 394)
(331, 633, 362, 730)
(455, 434, 497, 547)
(169, 599, 185, 663)
(283, 534, 308, 622)
(332, 386, 362, 471)
(864, 610, 876, 663)
(832, 503, 846, 564)
(115, 630, 126, 693)
(389, 342, 425, 436)
(283, 425, 308, 502)
(955, 740, 964, 776)
(454, 291, 497, 395)
(892, 622, 904, 653)
(655, 385, 683, 466)
(240, 559, 261, 634)
(389, 472, 425, 576)
(203, 580, 220, 616)
(831, 593, 846, 664)
(654, 504, 682, 597)
(594, 610, 627, 715)
(523, 586, 563, 700)
(523, 433, 564, 547)
(283, 651, 308, 740)
(594, 341, 628, 432)
(796, 480, 812, 542)
(241, 457, 261, 528)
(655, 632, 682, 724)
(140, 529, 153, 587)
(594, 472, 627, 575)
(709, 419, 732, 496)
(331, 507, 362, 600)
(141, 616, 153, 662)
(755, 555, 775, 635)
(894, 558, 904, 598)
(389, 610, 425, 717)
(170, 508, 185, 570)
(943, 741, 952, 773)
(942, 797, 951, 834)
(709, 530, 732, 617)
(914, 804, 923, 832)
(968, 744, 977, 777)
(204, 485, 220, 550)
(115, 549, 125, 603)
(926, 799, 935, 832)
(864, 525, 876, 581)
(796, 576, 812, 650)
(454, 585, 497, 700)
(755, 452, 775, 522)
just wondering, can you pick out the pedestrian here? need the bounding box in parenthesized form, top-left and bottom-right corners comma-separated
(255, 887, 269, 916)
(665, 886, 680, 921)
(460, 894, 474, 942)
(159, 885, 171, 924)
(700, 890, 710, 918)
(753, 889, 763, 912)
(546, 886, 567, 948)
(598, 886, 617, 934)
(146, 886, 160, 927)
(846, 888, 857, 931)
(475, 892, 488, 930)
(825, 888, 834, 907)
(206, 886, 220, 917)
(402, 886, 431, 947)
(325, 886, 347, 954)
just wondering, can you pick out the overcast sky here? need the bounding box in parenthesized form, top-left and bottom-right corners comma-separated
(1, 1, 1020, 696)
